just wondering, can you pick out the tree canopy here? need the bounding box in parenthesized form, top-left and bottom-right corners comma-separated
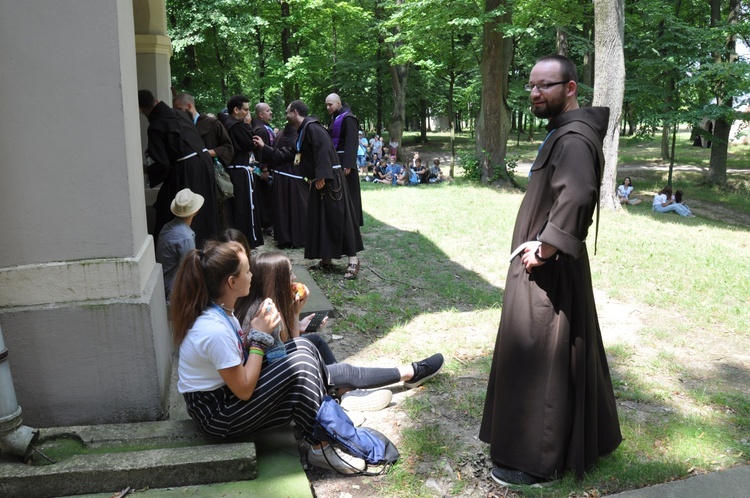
(167, 0, 750, 182)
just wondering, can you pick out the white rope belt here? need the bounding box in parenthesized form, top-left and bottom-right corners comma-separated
(176, 148, 208, 162)
(226, 165, 259, 242)
(272, 169, 306, 180)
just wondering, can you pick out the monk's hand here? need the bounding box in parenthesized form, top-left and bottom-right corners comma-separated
(521, 242, 555, 273)
(344, 168, 352, 175)
(252, 135, 265, 148)
(315, 178, 326, 190)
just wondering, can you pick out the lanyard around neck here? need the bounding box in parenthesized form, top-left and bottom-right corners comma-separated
(209, 303, 247, 364)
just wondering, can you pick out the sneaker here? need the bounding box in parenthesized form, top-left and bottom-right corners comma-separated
(490, 465, 555, 487)
(340, 389, 392, 412)
(347, 410, 366, 427)
(403, 353, 444, 388)
(307, 444, 366, 474)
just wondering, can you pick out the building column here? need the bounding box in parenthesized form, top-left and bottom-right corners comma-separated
(0, 0, 171, 427)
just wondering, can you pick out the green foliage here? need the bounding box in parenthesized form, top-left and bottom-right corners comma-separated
(165, 0, 750, 186)
(457, 148, 518, 183)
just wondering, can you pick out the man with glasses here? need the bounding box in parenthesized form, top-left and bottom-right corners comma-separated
(218, 96, 264, 248)
(479, 55, 622, 486)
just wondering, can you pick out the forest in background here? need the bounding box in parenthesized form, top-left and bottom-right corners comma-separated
(167, 0, 750, 187)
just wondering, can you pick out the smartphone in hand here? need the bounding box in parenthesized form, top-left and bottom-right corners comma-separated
(304, 311, 328, 332)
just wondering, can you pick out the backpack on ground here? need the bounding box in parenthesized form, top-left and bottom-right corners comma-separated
(313, 396, 400, 475)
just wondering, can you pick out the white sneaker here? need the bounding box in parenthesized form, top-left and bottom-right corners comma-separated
(307, 444, 366, 474)
(340, 389, 393, 412)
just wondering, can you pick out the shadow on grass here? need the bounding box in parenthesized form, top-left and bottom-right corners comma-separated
(307, 209, 503, 358)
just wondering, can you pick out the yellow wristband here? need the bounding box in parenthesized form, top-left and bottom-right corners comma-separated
(248, 347, 265, 356)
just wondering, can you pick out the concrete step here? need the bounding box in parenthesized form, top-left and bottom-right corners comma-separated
(1, 442, 256, 497)
(0, 420, 256, 497)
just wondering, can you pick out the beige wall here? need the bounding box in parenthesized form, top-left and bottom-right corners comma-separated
(0, 0, 171, 426)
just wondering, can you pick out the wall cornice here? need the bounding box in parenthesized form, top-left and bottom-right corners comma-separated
(135, 34, 172, 57)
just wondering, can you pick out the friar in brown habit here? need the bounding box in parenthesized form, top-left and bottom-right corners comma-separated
(480, 55, 622, 487)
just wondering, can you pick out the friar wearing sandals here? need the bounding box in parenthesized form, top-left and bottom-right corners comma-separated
(253, 100, 363, 279)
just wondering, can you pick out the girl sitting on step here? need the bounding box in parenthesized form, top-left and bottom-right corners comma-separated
(171, 239, 365, 473)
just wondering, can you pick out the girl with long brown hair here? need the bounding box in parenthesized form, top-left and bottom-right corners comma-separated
(171, 239, 366, 473)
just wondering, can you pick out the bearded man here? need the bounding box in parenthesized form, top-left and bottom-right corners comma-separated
(479, 55, 622, 486)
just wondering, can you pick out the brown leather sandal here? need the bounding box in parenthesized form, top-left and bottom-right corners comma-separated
(344, 259, 360, 280)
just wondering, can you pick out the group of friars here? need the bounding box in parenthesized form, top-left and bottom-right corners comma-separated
(137, 90, 363, 280)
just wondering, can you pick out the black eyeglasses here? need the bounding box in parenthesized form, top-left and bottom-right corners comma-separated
(524, 81, 567, 92)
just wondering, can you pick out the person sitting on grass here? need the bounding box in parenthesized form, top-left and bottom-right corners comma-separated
(617, 177, 642, 206)
(672, 189, 693, 214)
(413, 157, 429, 184)
(385, 156, 403, 186)
(428, 159, 453, 183)
(171, 240, 366, 473)
(372, 158, 391, 184)
(652, 185, 694, 217)
(396, 161, 418, 186)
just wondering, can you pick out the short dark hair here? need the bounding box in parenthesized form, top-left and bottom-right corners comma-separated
(288, 100, 309, 117)
(138, 89, 156, 110)
(227, 95, 249, 115)
(536, 54, 578, 85)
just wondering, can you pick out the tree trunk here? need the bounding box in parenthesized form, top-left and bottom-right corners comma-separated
(660, 122, 671, 161)
(255, 27, 266, 101)
(419, 97, 428, 143)
(593, 0, 625, 210)
(389, 63, 408, 161)
(556, 27, 568, 56)
(387, 0, 408, 162)
(476, 0, 513, 185)
(448, 66, 456, 176)
(581, 20, 594, 106)
(280, 1, 294, 103)
(708, 0, 739, 186)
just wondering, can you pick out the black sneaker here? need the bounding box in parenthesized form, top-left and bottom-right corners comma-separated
(490, 465, 554, 487)
(403, 353, 444, 388)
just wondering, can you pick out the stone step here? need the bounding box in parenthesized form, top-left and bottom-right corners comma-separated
(0, 420, 256, 497)
(1, 442, 255, 497)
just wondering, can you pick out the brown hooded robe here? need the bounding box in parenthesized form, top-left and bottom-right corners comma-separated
(479, 107, 622, 480)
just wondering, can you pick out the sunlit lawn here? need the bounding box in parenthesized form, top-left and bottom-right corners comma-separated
(311, 141, 750, 496)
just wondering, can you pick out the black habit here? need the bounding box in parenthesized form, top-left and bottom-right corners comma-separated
(195, 113, 233, 231)
(250, 116, 275, 230)
(217, 113, 264, 248)
(145, 101, 218, 247)
(263, 116, 363, 260)
(328, 104, 363, 227)
(479, 107, 622, 480)
(271, 123, 308, 248)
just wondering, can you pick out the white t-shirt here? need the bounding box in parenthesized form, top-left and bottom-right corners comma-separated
(177, 308, 243, 393)
(652, 193, 667, 207)
(618, 185, 633, 199)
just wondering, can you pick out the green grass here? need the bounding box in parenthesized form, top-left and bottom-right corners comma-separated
(304, 132, 750, 496)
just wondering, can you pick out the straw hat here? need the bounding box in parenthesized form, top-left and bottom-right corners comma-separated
(170, 188, 204, 217)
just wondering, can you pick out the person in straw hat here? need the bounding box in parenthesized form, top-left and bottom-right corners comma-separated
(156, 188, 205, 301)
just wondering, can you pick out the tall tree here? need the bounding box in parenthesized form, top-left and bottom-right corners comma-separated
(593, 0, 625, 209)
(384, 0, 409, 160)
(708, 0, 740, 186)
(476, 0, 514, 184)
